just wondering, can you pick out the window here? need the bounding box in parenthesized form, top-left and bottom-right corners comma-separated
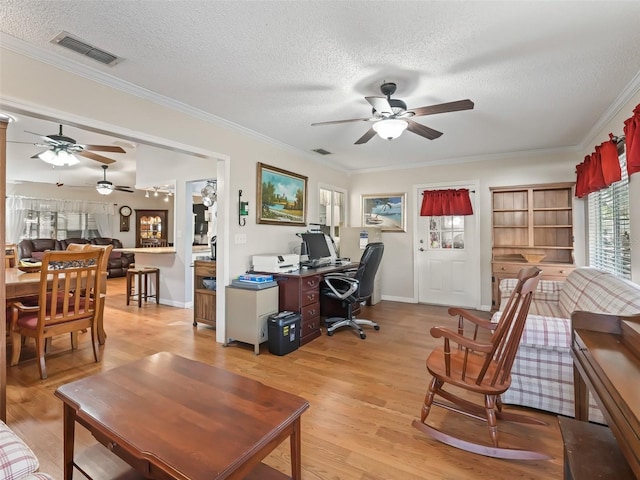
(319, 187, 345, 239)
(428, 216, 465, 250)
(588, 152, 631, 278)
(22, 210, 100, 240)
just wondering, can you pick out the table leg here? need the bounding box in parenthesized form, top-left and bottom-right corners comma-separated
(290, 417, 302, 480)
(138, 272, 143, 308)
(62, 403, 76, 480)
(155, 270, 160, 303)
(573, 364, 589, 421)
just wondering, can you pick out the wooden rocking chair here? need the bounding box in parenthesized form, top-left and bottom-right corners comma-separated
(412, 266, 551, 460)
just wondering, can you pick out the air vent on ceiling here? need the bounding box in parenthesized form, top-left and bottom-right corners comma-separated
(51, 31, 123, 66)
(312, 148, 332, 155)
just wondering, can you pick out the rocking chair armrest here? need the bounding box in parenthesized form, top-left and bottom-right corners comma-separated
(447, 307, 497, 331)
(430, 326, 493, 353)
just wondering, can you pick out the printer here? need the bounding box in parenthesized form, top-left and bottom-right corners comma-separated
(252, 253, 300, 274)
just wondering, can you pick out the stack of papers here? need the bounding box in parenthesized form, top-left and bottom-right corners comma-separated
(238, 274, 274, 283)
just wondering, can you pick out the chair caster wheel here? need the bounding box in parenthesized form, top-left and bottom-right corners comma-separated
(327, 330, 333, 336)
(374, 325, 380, 331)
(360, 333, 366, 339)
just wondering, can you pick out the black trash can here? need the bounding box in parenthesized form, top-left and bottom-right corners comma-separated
(268, 312, 300, 356)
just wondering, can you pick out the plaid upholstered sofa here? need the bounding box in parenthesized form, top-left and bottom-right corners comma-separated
(492, 267, 640, 423)
(0, 420, 53, 480)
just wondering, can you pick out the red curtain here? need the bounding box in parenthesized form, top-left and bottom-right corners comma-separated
(624, 104, 640, 177)
(420, 189, 473, 216)
(574, 135, 622, 198)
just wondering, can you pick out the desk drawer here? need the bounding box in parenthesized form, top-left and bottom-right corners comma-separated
(300, 289, 319, 307)
(301, 275, 321, 294)
(91, 430, 150, 475)
(301, 316, 320, 337)
(493, 262, 574, 277)
(301, 302, 320, 322)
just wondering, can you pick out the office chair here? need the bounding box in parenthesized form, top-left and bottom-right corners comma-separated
(321, 242, 384, 339)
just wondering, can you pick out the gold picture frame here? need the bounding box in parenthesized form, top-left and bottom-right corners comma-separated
(256, 162, 308, 226)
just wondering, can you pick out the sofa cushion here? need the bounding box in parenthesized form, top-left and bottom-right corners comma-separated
(564, 268, 640, 315)
(0, 421, 39, 480)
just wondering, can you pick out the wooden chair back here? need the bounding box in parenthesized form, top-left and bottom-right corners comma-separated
(9, 249, 104, 379)
(480, 267, 541, 387)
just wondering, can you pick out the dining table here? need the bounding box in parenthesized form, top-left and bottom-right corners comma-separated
(4, 267, 107, 344)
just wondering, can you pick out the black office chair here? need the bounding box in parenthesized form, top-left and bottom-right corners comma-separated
(321, 242, 384, 339)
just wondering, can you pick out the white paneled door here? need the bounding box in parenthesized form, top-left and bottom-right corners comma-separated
(416, 184, 480, 308)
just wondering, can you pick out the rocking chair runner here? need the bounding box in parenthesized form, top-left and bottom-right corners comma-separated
(412, 266, 551, 460)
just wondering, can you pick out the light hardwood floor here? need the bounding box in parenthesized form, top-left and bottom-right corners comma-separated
(5, 277, 564, 479)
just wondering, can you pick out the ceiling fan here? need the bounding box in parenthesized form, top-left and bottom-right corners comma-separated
(96, 165, 134, 195)
(11, 124, 126, 165)
(311, 82, 474, 144)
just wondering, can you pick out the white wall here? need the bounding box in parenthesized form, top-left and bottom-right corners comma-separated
(349, 151, 582, 308)
(0, 48, 350, 345)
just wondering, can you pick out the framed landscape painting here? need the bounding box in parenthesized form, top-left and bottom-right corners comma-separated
(361, 193, 406, 232)
(256, 162, 308, 226)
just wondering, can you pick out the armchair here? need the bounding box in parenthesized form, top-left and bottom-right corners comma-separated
(17, 239, 62, 261)
(321, 242, 384, 339)
(90, 238, 134, 277)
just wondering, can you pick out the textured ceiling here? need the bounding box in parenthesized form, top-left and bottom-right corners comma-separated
(2, 0, 640, 186)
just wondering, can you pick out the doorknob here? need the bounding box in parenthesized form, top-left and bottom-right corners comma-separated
(419, 247, 425, 252)
(419, 239, 424, 243)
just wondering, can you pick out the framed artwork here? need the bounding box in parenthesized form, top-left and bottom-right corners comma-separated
(256, 162, 308, 226)
(361, 193, 406, 232)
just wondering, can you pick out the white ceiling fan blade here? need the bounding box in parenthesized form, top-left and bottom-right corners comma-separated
(365, 96, 393, 115)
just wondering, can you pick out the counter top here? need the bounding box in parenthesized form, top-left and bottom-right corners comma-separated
(114, 247, 176, 254)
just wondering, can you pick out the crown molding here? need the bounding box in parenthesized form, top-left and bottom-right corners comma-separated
(0, 33, 348, 173)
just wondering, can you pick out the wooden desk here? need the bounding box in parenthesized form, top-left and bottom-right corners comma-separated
(569, 311, 640, 478)
(54, 352, 310, 480)
(5, 267, 107, 345)
(270, 263, 357, 345)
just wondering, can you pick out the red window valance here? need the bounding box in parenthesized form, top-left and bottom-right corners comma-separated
(420, 189, 473, 216)
(574, 134, 622, 198)
(624, 104, 640, 177)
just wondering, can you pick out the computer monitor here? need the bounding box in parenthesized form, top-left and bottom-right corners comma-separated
(301, 233, 337, 264)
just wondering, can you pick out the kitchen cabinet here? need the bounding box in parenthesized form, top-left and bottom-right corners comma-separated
(135, 209, 167, 248)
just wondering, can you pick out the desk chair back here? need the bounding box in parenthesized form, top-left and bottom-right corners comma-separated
(9, 249, 104, 379)
(351, 242, 384, 301)
(322, 242, 384, 339)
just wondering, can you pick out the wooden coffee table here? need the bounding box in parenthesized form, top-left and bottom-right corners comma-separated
(54, 352, 309, 480)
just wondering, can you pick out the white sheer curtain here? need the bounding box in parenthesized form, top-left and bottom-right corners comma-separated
(94, 214, 113, 238)
(5, 195, 116, 242)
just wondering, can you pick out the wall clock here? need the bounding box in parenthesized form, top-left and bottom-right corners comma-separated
(119, 205, 132, 232)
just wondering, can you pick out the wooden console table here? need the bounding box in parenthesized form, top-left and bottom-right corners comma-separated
(55, 352, 310, 479)
(568, 311, 640, 478)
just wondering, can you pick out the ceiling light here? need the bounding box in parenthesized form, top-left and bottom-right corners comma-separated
(164, 194, 169, 202)
(145, 190, 150, 198)
(372, 119, 408, 140)
(96, 181, 114, 195)
(37, 149, 80, 167)
(154, 188, 159, 197)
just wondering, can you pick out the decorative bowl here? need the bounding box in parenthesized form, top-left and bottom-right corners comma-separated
(202, 277, 217, 290)
(521, 253, 546, 263)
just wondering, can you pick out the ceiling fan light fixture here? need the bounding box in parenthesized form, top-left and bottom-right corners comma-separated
(38, 149, 80, 167)
(372, 119, 408, 140)
(96, 181, 114, 195)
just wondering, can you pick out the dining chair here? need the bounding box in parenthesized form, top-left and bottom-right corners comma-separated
(66, 243, 113, 344)
(9, 248, 105, 379)
(412, 267, 548, 460)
